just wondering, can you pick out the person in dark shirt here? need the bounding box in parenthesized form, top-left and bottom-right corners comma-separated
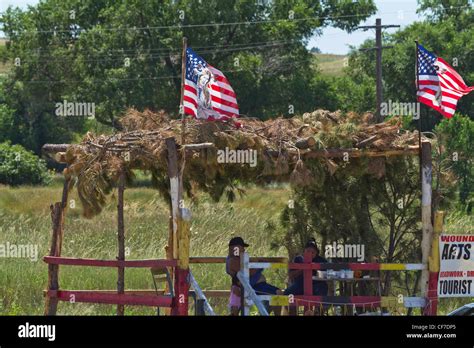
(282, 238, 329, 296)
(225, 237, 281, 315)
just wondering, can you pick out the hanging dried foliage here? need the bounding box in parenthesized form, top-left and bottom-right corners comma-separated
(56, 108, 423, 217)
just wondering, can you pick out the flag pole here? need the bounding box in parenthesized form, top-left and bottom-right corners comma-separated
(415, 40, 423, 187)
(180, 37, 188, 145)
(415, 40, 422, 153)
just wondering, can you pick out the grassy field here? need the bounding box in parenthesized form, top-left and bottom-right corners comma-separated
(0, 180, 291, 315)
(0, 179, 472, 315)
(313, 53, 347, 77)
(0, 45, 346, 78)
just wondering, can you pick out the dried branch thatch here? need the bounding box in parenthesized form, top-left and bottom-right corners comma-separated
(63, 108, 423, 217)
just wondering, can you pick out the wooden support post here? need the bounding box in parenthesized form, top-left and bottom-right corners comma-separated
(424, 211, 444, 316)
(177, 208, 191, 269)
(44, 178, 70, 315)
(236, 252, 269, 316)
(166, 137, 183, 315)
(241, 252, 250, 316)
(303, 250, 313, 313)
(189, 271, 215, 316)
(117, 171, 126, 316)
(419, 140, 433, 307)
(166, 137, 182, 261)
(172, 207, 191, 316)
(167, 136, 191, 316)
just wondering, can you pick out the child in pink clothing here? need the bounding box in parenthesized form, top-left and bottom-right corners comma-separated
(225, 237, 247, 315)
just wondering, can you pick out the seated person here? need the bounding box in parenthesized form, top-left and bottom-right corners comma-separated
(226, 236, 280, 315)
(282, 238, 328, 296)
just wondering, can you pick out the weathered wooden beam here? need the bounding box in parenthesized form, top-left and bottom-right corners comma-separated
(44, 289, 231, 297)
(178, 209, 191, 269)
(301, 146, 420, 159)
(42, 142, 420, 167)
(183, 142, 215, 151)
(43, 256, 177, 268)
(44, 203, 62, 316)
(356, 135, 378, 148)
(265, 147, 419, 159)
(294, 137, 316, 149)
(41, 142, 215, 155)
(424, 211, 444, 316)
(117, 171, 126, 316)
(48, 290, 173, 307)
(173, 208, 192, 316)
(189, 256, 288, 264)
(166, 137, 181, 261)
(42, 144, 70, 153)
(166, 137, 184, 316)
(44, 178, 70, 316)
(419, 140, 433, 307)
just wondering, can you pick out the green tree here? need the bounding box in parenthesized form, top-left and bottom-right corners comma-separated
(0, 142, 52, 185)
(1, 0, 376, 151)
(435, 114, 474, 209)
(344, 0, 473, 128)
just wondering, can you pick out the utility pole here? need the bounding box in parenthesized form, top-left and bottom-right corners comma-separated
(357, 18, 400, 123)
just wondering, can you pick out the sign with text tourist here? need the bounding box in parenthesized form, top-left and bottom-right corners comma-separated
(438, 235, 474, 298)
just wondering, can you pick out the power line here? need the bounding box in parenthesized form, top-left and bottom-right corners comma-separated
(13, 40, 301, 61)
(1, 3, 471, 17)
(5, 30, 354, 56)
(15, 59, 313, 84)
(6, 12, 390, 35)
(26, 39, 294, 53)
(1, 3, 471, 39)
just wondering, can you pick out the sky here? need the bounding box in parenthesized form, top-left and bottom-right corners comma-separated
(311, 0, 423, 54)
(0, 0, 424, 55)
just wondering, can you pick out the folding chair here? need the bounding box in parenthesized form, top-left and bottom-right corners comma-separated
(150, 267, 174, 315)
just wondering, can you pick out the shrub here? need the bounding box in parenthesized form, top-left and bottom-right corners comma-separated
(0, 142, 52, 186)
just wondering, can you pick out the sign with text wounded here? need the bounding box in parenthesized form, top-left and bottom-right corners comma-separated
(438, 235, 474, 298)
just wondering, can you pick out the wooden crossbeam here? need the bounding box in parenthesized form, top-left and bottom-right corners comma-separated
(44, 289, 231, 297)
(43, 256, 177, 268)
(189, 256, 287, 264)
(47, 290, 173, 307)
(288, 262, 425, 271)
(300, 146, 419, 159)
(41, 143, 420, 163)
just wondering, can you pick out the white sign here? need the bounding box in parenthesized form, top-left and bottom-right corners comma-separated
(438, 235, 474, 298)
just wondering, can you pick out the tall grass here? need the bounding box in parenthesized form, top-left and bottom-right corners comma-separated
(0, 182, 472, 315)
(0, 183, 290, 315)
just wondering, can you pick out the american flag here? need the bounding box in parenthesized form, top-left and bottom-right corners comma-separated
(417, 44, 473, 118)
(183, 47, 239, 121)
